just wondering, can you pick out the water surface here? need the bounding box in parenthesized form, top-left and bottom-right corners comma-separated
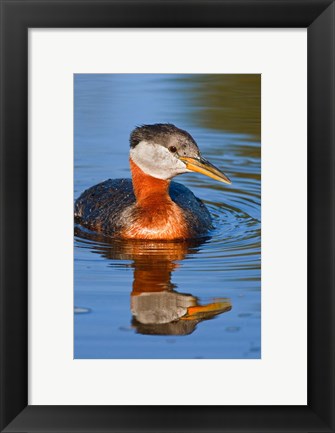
(74, 74, 261, 359)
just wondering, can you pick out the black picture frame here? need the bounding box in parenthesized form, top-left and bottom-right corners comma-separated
(1, 1, 334, 432)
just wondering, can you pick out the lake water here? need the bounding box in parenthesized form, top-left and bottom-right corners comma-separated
(74, 74, 261, 359)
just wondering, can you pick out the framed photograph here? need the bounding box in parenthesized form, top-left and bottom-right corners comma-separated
(1, 1, 334, 432)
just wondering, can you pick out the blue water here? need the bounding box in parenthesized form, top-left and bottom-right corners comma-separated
(74, 74, 261, 358)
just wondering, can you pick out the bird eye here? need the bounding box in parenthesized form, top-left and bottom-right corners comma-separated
(169, 146, 177, 153)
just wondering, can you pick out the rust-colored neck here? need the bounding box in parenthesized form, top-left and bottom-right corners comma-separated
(124, 158, 189, 240)
(130, 158, 171, 205)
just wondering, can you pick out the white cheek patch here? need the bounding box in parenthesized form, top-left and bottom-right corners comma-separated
(130, 141, 190, 180)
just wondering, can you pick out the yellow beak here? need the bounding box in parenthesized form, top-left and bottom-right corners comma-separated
(179, 156, 232, 184)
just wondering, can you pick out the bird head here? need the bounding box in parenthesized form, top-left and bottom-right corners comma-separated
(129, 123, 232, 184)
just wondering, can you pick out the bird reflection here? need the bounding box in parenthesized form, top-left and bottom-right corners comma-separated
(75, 226, 232, 336)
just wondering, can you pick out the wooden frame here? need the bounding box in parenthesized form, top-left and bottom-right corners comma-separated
(1, 1, 334, 431)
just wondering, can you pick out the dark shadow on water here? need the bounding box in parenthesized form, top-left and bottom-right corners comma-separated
(175, 74, 261, 142)
(75, 225, 232, 336)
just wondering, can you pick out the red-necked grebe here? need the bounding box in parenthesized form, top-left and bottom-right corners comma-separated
(74, 124, 231, 240)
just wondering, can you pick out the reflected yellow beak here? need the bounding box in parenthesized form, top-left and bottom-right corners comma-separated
(181, 300, 232, 320)
(179, 156, 232, 184)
